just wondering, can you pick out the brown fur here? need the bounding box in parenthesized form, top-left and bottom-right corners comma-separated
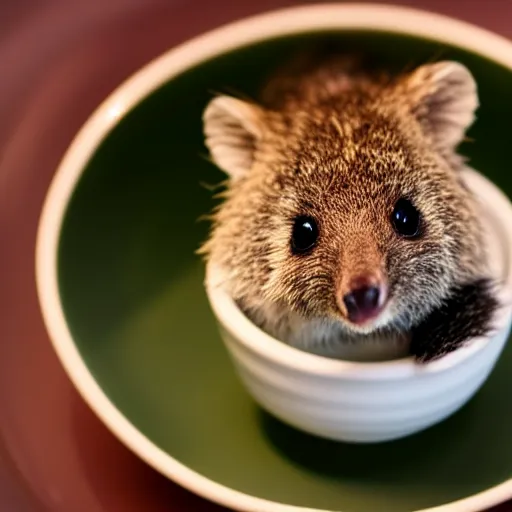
(200, 54, 493, 362)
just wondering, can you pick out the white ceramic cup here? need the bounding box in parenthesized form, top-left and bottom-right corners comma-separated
(206, 167, 512, 443)
(36, 4, 512, 511)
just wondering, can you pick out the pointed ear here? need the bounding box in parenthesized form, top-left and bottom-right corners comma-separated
(203, 95, 265, 181)
(399, 61, 478, 151)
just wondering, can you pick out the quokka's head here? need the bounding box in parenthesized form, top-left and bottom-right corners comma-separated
(201, 60, 486, 334)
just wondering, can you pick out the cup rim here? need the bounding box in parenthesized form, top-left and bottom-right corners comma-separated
(35, 3, 512, 512)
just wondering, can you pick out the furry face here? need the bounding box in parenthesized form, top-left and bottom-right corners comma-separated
(200, 56, 492, 361)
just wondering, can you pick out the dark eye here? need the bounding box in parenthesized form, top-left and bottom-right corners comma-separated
(391, 198, 421, 238)
(291, 215, 319, 254)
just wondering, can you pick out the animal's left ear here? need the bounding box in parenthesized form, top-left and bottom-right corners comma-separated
(399, 61, 478, 152)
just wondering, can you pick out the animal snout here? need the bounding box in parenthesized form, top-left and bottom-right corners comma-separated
(340, 276, 387, 325)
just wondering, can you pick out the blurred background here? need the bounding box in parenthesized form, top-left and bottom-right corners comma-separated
(1, 1, 511, 511)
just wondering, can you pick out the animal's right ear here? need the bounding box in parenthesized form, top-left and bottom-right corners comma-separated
(397, 61, 478, 153)
(203, 95, 265, 181)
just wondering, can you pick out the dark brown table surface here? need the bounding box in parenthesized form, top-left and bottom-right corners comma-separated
(1, 1, 511, 511)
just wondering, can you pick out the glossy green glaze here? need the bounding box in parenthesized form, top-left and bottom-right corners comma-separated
(58, 31, 512, 511)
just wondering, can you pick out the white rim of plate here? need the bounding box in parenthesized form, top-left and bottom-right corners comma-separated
(34, 4, 512, 512)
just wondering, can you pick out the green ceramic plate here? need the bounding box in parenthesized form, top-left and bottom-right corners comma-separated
(35, 5, 512, 512)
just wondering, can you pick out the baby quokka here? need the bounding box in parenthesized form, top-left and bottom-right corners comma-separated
(199, 53, 500, 363)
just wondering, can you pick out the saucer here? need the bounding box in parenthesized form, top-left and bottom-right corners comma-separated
(34, 4, 512, 512)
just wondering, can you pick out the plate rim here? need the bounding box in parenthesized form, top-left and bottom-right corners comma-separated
(34, 3, 512, 512)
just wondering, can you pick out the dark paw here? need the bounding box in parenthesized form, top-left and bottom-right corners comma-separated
(410, 278, 499, 363)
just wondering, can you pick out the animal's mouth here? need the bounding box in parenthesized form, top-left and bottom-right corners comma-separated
(346, 302, 386, 326)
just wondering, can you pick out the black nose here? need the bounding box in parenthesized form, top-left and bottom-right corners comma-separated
(343, 285, 381, 324)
